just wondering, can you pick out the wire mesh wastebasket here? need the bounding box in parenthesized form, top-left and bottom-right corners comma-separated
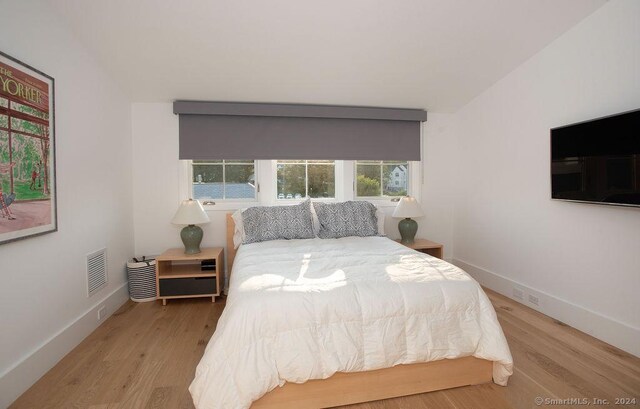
(126, 256, 156, 302)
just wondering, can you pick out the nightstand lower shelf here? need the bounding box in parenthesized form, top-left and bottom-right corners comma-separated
(155, 247, 224, 305)
(158, 276, 216, 296)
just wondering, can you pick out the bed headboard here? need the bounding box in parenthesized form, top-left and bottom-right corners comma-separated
(226, 213, 236, 275)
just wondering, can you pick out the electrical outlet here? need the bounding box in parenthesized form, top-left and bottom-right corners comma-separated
(528, 294, 539, 306)
(98, 306, 107, 321)
(512, 287, 524, 300)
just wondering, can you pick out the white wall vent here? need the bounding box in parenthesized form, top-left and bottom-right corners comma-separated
(87, 248, 108, 297)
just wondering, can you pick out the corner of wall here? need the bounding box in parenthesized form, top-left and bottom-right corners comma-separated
(454, 258, 640, 357)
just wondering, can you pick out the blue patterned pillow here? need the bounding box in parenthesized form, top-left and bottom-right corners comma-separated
(314, 201, 379, 239)
(242, 199, 315, 244)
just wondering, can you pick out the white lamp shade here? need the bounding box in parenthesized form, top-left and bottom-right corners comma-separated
(171, 199, 210, 225)
(392, 196, 424, 218)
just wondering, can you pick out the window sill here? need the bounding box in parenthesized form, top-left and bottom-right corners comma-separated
(276, 198, 337, 203)
(202, 200, 259, 211)
(356, 198, 402, 208)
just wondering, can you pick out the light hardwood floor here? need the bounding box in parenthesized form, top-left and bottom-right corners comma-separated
(10, 289, 640, 409)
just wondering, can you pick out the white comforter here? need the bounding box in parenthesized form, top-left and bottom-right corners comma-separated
(190, 237, 513, 409)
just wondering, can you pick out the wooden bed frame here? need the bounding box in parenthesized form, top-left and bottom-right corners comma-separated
(225, 214, 493, 409)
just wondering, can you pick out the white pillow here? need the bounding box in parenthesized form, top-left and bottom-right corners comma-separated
(310, 202, 321, 235)
(375, 208, 385, 235)
(231, 208, 247, 249)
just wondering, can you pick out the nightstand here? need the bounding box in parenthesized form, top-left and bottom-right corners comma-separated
(155, 247, 224, 305)
(396, 239, 443, 259)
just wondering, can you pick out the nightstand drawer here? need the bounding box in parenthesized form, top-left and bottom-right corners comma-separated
(158, 277, 216, 297)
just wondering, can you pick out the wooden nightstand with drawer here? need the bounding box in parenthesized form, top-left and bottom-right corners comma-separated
(155, 247, 224, 305)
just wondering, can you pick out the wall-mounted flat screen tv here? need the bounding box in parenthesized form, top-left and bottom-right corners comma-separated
(551, 109, 640, 207)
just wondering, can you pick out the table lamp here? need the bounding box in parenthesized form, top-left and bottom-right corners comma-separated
(171, 199, 210, 254)
(392, 196, 424, 244)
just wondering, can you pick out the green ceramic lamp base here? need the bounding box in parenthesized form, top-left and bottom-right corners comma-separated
(398, 218, 418, 244)
(180, 224, 203, 254)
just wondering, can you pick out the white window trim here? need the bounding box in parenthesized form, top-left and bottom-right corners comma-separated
(350, 161, 421, 208)
(181, 159, 421, 210)
(181, 160, 261, 211)
(271, 160, 344, 204)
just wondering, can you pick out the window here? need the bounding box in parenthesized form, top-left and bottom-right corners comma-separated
(276, 160, 335, 199)
(356, 160, 409, 198)
(185, 159, 417, 206)
(192, 160, 256, 201)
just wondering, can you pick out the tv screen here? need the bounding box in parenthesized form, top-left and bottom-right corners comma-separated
(551, 109, 640, 207)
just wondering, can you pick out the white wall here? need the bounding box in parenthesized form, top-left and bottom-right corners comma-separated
(452, 0, 640, 355)
(420, 113, 457, 259)
(131, 103, 184, 256)
(131, 105, 456, 273)
(0, 1, 134, 406)
(1, 1, 636, 405)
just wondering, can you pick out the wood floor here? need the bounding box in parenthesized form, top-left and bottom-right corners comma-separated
(10, 289, 640, 409)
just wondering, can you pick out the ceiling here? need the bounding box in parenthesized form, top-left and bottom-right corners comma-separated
(48, 0, 606, 112)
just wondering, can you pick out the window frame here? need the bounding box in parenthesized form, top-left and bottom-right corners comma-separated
(183, 159, 260, 210)
(353, 160, 417, 205)
(272, 160, 342, 203)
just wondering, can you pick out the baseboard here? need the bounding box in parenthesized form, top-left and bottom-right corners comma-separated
(453, 258, 640, 358)
(0, 283, 130, 408)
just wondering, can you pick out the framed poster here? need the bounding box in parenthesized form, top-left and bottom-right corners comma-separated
(0, 51, 56, 245)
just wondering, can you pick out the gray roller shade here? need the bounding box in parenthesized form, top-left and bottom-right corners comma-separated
(175, 101, 426, 160)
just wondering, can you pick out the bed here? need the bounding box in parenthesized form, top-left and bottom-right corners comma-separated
(189, 213, 513, 409)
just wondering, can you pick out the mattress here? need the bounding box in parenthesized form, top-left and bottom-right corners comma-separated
(190, 236, 513, 409)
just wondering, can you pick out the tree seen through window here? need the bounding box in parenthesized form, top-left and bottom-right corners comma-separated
(356, 161, 408, 197)
(276, 160, 335, 199)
